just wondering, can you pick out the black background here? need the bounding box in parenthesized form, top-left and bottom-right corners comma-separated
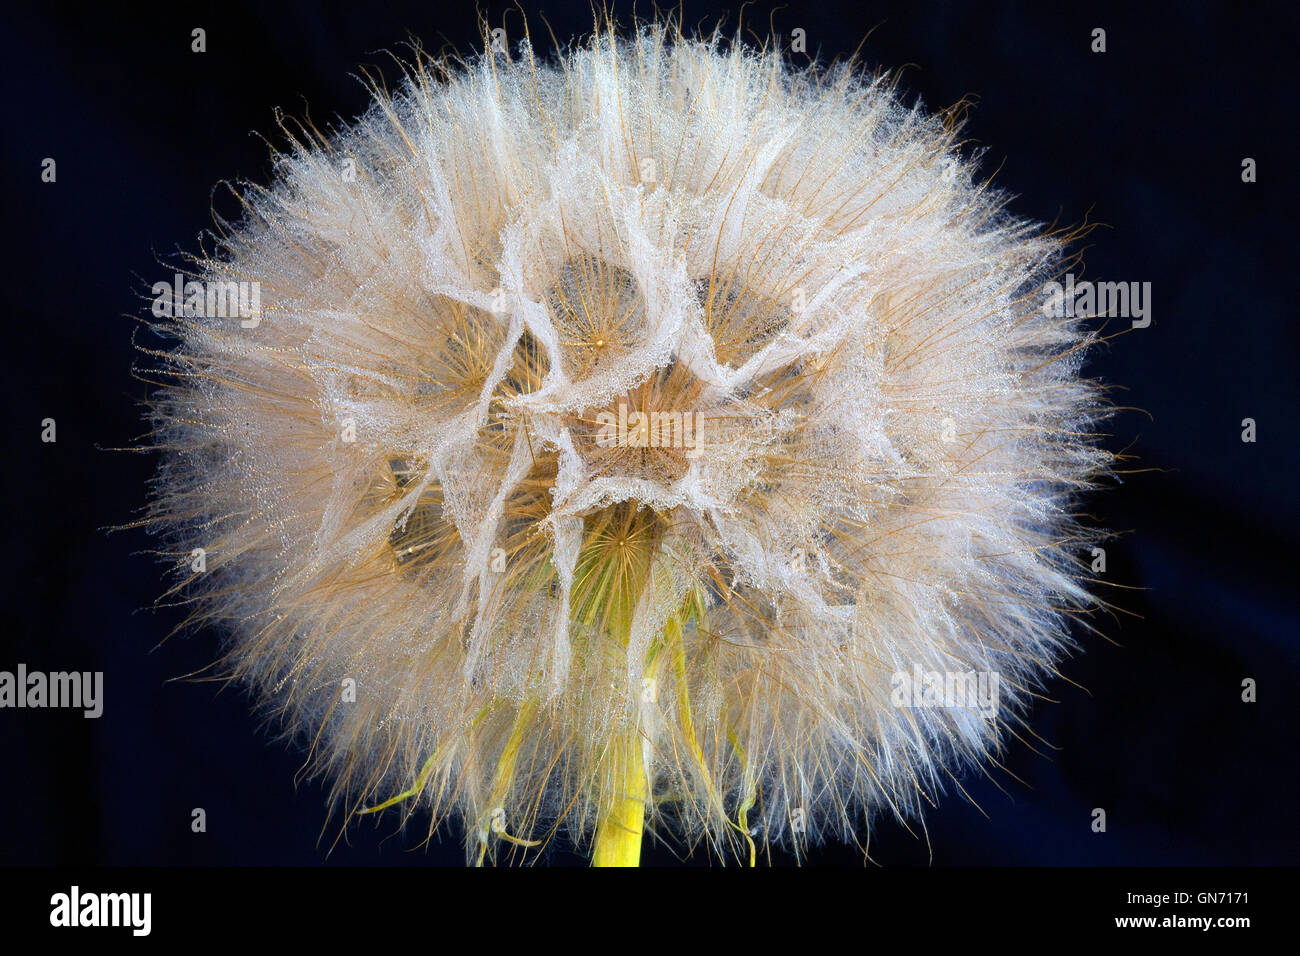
(0, 0, 1296, 867)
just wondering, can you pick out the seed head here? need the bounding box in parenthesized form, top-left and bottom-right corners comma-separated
(142, 20, 1111, 863)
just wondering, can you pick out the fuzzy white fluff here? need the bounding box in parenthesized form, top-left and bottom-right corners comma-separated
(145, 23, 1110, 862)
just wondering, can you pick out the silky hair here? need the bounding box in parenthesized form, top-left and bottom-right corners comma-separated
(140, 17, 1112, 864)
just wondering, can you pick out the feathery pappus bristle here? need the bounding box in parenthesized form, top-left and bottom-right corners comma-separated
(140, 16, 1112, 865)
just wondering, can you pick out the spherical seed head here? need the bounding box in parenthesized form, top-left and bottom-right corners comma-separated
(144, 21, 1111, 861)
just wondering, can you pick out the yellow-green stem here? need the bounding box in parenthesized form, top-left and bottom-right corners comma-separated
(592, 731, 647, 866)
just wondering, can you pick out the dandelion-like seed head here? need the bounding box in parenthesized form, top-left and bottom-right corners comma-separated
(143, 19, 1111, 864)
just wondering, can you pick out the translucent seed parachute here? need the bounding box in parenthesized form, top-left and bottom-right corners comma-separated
(141, 20, 1111, 864)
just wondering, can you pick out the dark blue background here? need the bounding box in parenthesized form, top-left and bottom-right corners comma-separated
(0, 0, 1296, 866)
